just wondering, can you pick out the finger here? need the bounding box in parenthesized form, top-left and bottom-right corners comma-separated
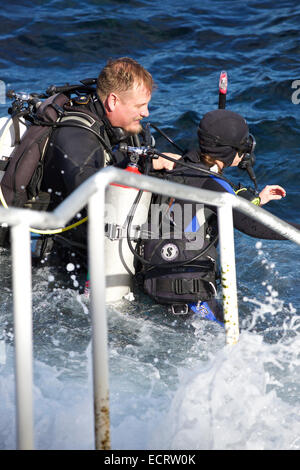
(271, 189, 286, 196)
(268, 185, 286, 196)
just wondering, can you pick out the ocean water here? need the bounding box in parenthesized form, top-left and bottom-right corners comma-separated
(0, 0, 299, 450)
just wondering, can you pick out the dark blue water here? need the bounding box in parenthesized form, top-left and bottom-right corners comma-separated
(0, 0, 299, 450)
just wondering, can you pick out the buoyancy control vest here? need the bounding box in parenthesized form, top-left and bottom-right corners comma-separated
(134, 165, 220, 306)
(0, 89, 119, 249)
(133, 148, 263, 309)
(0, 93, 115, 210)
(1, 93, 69, 209)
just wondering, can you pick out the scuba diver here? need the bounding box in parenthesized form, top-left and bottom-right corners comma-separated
(0, 57, 179, 268)
(135, 109, 300, 323)
(40, 57, 179, 263)
(1, 67, 298, 310)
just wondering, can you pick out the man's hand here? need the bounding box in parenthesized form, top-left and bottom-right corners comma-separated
(152, 153, 182, 170)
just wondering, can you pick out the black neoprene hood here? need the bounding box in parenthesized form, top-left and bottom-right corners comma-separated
(197, 109, 249, 166)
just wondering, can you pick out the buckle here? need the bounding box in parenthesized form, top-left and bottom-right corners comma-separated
(171, 304, 189, 315)
(105, 223, 124, 240)
(174, 279, 183, 295)
(105, 223, 141, 241)
(174, 279, 201, 295)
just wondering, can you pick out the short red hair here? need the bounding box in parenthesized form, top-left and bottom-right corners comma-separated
(97, 57, 154, 100)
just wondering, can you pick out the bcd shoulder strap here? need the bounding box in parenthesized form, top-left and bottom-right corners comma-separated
(59, 110, 112, 166)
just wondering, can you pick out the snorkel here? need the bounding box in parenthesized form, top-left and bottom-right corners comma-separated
(218, 71, 228, 110)
(217, 71, 258, 192)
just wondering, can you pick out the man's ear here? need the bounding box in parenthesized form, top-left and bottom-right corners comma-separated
(105, 92, 118, 112)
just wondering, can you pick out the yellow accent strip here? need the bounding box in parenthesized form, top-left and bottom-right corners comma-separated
(30, 216, 88, 234)
(0, 184, 87, 234)
(0, 185, 9, 209)
(235, 187, 247, 195)
(235, 187, 261, 206)
(251, 197, 261, 206)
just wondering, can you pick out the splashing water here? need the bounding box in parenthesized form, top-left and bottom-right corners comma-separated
(150, 331, 300, 450)
(0, 240, 299, 450)
(0, 0, 299, 450)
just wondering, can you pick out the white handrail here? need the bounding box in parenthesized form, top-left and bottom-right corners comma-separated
(11, 222, 34, 450)
(0, 166, 299, 451)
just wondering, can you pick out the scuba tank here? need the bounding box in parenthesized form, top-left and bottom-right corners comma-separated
(0, 116, 28, 181)
(104, 155, 152, 302)
(0, 89, 46, 182)
(84, 162, 151, 302)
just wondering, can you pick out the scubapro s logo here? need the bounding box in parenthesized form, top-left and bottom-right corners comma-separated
(161, 243, 179, 261)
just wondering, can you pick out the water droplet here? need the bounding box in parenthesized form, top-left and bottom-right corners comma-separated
(66, 263, 75, 272)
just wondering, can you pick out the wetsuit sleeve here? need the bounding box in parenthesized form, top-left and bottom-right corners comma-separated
(202, 176, 300, 240)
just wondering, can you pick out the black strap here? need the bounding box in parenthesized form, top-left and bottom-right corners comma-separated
(12, 116, 21, 145)
(156, 277, 210, 295)
(32, 117, 114, 162)
(11, 112, 27, 146)
(0, 160, 9, 171)
(50, 102, 65, 117)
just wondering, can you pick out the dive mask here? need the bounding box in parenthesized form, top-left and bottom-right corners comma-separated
(238, 134, 258, 191)
(238, 133, 256, 168)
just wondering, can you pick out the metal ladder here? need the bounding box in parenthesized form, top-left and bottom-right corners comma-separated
(1, 166, 299, 450)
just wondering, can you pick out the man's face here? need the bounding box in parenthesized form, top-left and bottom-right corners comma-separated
(107, 82, 151, 134)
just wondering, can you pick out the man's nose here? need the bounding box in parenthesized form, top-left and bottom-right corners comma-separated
(140, 105, 149, 118)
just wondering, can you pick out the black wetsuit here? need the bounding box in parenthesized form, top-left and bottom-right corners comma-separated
(137, 150, 300, 321)
(41, 95, 129, 212)
(40, 95, 140, 265)
(182, 149, 300, 240)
